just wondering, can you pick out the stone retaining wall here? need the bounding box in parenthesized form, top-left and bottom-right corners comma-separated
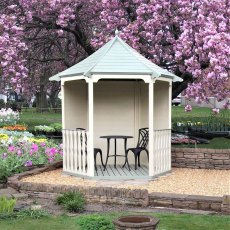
(149, 193, 223, 212)
(172, 148, 230, 170)
(19, 183, 149, 207)
(7, 160, 230, 214)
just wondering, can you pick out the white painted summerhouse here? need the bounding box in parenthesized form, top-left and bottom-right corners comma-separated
(49, 32, 182, 179)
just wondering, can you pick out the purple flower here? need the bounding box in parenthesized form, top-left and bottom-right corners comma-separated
(2, 153, 7, 159)
(48, 157, 54, 162)
(31, 143, 39, 152)
(40, 142, 46, 147)
(8, 146, 15, 152)
(17, 149, 22, 156)
(46, 147, 58, 157)
(25, 160, 33, 167)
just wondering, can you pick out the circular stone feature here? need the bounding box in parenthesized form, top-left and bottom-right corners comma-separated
(113, 215, 160, 230)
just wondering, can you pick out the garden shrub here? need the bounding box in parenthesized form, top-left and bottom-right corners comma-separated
(50, 123, 62, 132)
(0, 165, 10, 183)
(76, 214, 115, 230)
(16, 208, 50, 219)
(56, 191, 85, 213)
(0, 196, 16, 214)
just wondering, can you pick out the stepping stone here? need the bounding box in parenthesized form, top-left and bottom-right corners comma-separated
(12, 193, 28, 199)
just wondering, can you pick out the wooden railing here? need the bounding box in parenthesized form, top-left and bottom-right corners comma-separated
(152, 129, 171, 176)
(62, 129, 90, 176)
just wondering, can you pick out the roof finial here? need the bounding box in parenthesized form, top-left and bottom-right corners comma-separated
(115, 29, 119, 36)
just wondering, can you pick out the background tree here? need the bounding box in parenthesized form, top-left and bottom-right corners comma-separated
(0, 0, 229, 109)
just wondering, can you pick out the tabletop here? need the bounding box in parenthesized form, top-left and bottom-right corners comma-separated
(100, 135, 133, 139)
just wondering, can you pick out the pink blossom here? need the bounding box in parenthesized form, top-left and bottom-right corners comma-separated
(48, 157, 54, 162)
(223, 101, 229, 110)
(31, 143, 39, 152)
(185, 105, 192, 112)
(8, 146, 15, 152)
(17, 149, 22, 156)
(212, 108, 220, 115)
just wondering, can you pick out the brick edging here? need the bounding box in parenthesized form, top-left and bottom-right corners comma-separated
(7, 161, 230, 213)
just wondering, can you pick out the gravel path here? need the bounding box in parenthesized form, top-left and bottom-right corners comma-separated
(21, 168, 230, 196)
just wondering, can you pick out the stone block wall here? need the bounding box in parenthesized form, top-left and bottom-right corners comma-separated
(149, 193, 224, 212)
(172, 148, 230, 170)
(19, 182, 149, 207)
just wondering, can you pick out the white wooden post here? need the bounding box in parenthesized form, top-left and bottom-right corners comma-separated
(168, 82, 172, 170)
(61, 81, 65, 129)
(87, 80, 94, 177)
(148, 80, 154, 176)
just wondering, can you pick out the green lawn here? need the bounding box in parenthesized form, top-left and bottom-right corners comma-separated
(20, 110, 62, 130)
(0, 212, 229, 230)
(172, 106, 213, 118)
(19, 107, 226, 129)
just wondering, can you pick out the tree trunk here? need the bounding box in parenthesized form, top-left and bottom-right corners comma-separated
(36, 85, 48, 112)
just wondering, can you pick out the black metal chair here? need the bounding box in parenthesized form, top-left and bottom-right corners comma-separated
(76, 128, 104, 171)
(125, 128, 149, 170)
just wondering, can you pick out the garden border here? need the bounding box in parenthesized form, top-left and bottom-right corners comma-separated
(7, 160, 230, 214)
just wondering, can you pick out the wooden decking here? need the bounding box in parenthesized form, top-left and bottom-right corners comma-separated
(95, 164, 149, 180)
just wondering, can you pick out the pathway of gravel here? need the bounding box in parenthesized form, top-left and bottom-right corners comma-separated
(21, 168, 230, 196)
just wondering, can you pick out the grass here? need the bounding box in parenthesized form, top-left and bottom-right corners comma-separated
(19, 107, 225, 127)
(0, 212, 229, 230)
(172, 106, 214, 118)
(19, 110, 61, 130)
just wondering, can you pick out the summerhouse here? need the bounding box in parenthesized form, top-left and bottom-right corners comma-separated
(49, 31, 182, 179)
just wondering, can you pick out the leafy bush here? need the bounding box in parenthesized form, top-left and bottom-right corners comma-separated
(0, 165, 10, 183)
(50, 123, 62, 132)
(76, 214, 115, 230)
(34, 125, 55, 133)
(16, 208, 50, 219)
(56, 191, 85, 213)
(0, 196, 16, 214)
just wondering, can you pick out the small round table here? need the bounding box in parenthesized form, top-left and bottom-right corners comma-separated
(100, 135, 133, 170)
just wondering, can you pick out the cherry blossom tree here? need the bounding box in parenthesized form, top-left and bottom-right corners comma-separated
(0, 5, 28, 93)
(0, 0, 229, 108)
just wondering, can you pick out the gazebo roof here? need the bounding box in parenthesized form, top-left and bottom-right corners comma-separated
(49, 33, 182, 82)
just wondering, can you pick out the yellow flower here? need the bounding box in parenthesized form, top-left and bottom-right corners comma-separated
(0, 134, 9, 140)
(28, 138, 47, 143)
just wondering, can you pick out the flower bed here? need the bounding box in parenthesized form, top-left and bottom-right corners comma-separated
(0, 108, 19, 125)
(0, 128, 63, 185)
